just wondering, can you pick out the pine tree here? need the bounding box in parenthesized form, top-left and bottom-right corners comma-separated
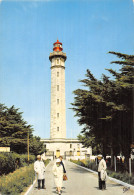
(107, 52, 134, 169)
(71, 52, 134, 171)
(0, 104, 45, 155)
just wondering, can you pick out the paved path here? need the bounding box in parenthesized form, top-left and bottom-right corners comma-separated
(28, 160, 134, 195)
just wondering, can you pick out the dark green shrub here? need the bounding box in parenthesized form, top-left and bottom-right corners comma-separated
(86, 161, 98, 171)
(77, 160, 85, 167)
(0, 153, 15, 175)
(130, 176, 134, 185)
(0, 152, 35, 175)
(107, 170, 134, 185)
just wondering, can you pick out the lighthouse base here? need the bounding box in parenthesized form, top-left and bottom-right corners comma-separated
(41, 138, 92, 160)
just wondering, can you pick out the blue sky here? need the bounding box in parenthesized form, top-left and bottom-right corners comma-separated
(0, 0, 134, 139)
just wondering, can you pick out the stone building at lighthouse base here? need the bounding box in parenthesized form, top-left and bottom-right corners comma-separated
(41, 138, 92, 160)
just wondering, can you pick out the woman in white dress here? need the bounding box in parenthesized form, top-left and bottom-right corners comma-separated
(52, 158, 63, 195)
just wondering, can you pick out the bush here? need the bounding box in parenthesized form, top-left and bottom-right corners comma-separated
(70, 159, 98, 171)
(0, 159, 50, 195)
(86, 161, 98, 171)
(43, 159, 50, 166)
(107, 170, 134, 185)
(0, 164, 35, 195)
(0, 152, 35, 175)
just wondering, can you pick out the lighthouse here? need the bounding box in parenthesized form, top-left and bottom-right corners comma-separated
(49, 40, 67, 139)
(41, 40, 92, 159)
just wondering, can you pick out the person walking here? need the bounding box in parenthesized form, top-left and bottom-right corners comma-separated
(59, 156, 66, 175)
(98, 154, 107, 190)
(52, 158, 63, 195)
(34, 155, 46, 190)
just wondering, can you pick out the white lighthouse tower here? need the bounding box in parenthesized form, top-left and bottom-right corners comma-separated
(41, 40, 92, 159)
(49, 40, 67, 139)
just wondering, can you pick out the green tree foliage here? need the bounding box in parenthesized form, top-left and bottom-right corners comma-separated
(78, 134, 102, 154)
(0, 104, 45, 155)
(107, 52, 134, 169)
(71, 52, 134, 170)
(72, 71, 114, 158)
(30, 136, 46, 156)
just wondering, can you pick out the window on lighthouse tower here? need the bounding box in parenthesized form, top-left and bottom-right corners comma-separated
(57, 99, 59, 104)
(57, 85, 59, 91)
(57, 113, 59, 118)
(57, 59, 59, 64)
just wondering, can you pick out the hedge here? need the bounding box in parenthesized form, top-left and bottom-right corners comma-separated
(0, 159, 50, 195)
(107, 170, 134, 185)
(0, 152, 35, 175)
(70, 159, 98, 172)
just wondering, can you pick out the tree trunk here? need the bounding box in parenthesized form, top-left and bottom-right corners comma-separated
(110, 147, 114, 169)
(102, 143, 106, 160)
(124, 150, 131, 172)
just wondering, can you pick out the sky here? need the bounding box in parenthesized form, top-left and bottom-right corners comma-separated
(0, 0, 134, 139)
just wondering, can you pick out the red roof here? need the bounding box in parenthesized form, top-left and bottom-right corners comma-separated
(53, 40, 62, 45)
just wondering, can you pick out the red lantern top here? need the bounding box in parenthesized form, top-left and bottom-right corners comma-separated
(53, 40, 63, 51)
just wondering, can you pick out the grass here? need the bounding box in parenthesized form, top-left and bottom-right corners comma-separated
(0, 164, 35, 195)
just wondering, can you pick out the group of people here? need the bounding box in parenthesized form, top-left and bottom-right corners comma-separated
(34, 155, 66, 195)
(34, 154, 107, 194)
